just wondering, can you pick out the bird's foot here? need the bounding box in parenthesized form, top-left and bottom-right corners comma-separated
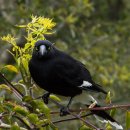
(42, 93, 50, 104)
(60, 107, 69, 116)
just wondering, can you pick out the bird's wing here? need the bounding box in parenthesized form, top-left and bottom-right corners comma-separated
(50, 54, 107, 94)
(51, 58, 83, 87)
(77, 61, 107, 94)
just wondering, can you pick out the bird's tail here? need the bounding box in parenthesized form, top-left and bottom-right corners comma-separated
(86, 104, 117, 122)
(93, 114, 123, 129)
(87, 103, 123, 129)
(89, 104, 117, 122)
(92, 83, 107, 94)
(87, 96, 123, 129)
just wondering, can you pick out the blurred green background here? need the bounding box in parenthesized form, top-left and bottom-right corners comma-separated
(0, 0, 130, 129)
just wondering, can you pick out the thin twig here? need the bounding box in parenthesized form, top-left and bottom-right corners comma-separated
(13, 115, 33, 130)
(49, 104, 130, 113)
(68, 111, 100, 130)
(0, 115, 27, 130)
(53, 113, 93, 124)
(42, 113, 93, 127)
(54, 103, 130, 113)
(0, 113, 33, 130)
(0, 72, 24, 100)
(88, 104, 130, 111)
(0, 124, 27, 130)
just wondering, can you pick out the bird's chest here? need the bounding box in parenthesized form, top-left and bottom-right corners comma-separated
(29, 60, 53, 86)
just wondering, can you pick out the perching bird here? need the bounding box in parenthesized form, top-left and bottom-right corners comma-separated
(29, 40, 107, 115)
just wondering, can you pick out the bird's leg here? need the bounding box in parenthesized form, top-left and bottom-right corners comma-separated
(60, 97, 73, 116)
(67, 96, 73, 108)
(42, 92, 50, 104)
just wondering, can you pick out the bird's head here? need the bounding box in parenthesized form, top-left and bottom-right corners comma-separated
(32, 40, 55, 59)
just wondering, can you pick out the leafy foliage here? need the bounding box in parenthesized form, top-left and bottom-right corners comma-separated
(0, 0, 130, 129)
(0, 16, 58, 130)
(1, 15, 56, 86)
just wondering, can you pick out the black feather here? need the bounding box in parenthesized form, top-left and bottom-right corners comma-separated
(88, 104, 116, 122)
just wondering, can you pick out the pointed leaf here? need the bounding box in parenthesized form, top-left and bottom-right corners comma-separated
(4, 65, 18, 73)
(0, 84, 11, 92)
(105, 124, 112, 130)
(126, 111, 130, 130)
(22, 96, 33, 102)
(11, 122, 20, 130)
(14, 105, 29, 116)
(105, 91, 111, 104)
(36, 101, 50, 118)
(80, 125, 93, 130)
(110, 108, 116, 117)
(49, 123, 58, 130)
(50, 94, 61, 102)
(27, 113, 39, 124)
(36, 119, 49, 127)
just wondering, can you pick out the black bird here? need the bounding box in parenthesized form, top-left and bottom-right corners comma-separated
(29, 40, 107, 115)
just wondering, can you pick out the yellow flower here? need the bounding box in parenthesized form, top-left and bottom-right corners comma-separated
(1, 34, 16, 43)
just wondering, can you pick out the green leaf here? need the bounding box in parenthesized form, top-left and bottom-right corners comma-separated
(105, 91, 111, 104)
(79, 125, 93, 130)
(14, 105, 29, 116)
(16, 25, 26, 28)
(36, 119, 49, 127)
(11, 122, 20, 130)
(22, 96, 33, 102)
(4, 101, 15, 112)
(50, 94, 61, 102)
(0, 84, 11, 92)
(17, 58, 21, 67)
(50, 123, 58, 130)
(0, 103, 4, 113)
(27, 113, 39, 124)
(39, 128, 46, 130)
(21, 57, 29, 73)
(110, 108, 116, 117)
(29, 100, 50, 117)
(23, 43, 31, 51)
(37, 101, 50, 117)
(126, 111, 130, 130)
(4, 65, 18, 73)
(105, 122, 112, 130)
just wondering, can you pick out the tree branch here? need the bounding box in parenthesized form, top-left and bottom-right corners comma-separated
(0, 112, 33, 130)
(13, 115, 33, 130)
(50, 104, 130, 113)
(35, 95, 130, 129)
(53, 113, 93, 124)
(47, 98, 102, 130)
(88, 104, 130, 111)
(42, 113, 94, 127)
(0, 121, 27, 130)
(0, 72, 24, 100)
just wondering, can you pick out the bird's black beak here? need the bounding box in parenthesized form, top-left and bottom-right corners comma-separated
(39, 45, 46, 56)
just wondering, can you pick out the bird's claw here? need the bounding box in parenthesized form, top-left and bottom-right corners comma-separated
(60, 107, 69, 116)
(42, 93, 50, 104)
